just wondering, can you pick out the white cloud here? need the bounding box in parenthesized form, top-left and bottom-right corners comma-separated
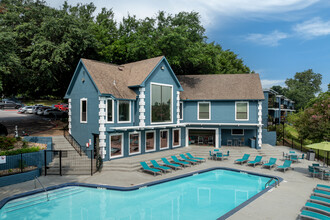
(261, 79, 285, 88)
(245, 30, 288, 46)
(293, 17, 330, 38)
(45, 0, 319, 27)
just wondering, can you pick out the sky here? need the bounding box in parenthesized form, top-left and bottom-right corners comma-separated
(45, 0, 330, 92)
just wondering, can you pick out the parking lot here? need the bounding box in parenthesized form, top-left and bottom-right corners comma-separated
(0, 110, 56, 136)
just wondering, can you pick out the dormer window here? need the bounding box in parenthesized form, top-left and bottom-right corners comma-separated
(151, 83, 172, 123)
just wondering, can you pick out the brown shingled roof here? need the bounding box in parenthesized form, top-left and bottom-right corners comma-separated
(81, 56, 163, 99)
(177, 74, 264, 100)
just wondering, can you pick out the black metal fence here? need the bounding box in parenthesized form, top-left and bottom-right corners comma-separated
(63, 130, 84, 156)
(0, 152, 43, 177)
(44, 150, 97, 176)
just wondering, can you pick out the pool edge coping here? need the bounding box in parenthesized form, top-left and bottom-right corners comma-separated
(0, 166, 283, 219)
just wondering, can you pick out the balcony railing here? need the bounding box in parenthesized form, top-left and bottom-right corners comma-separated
(268, 102, 279, 108)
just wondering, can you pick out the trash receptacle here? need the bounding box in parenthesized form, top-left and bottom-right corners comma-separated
(307, 150, 315, 161)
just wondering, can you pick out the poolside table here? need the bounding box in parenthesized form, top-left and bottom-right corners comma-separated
(314, 166, 330, 180)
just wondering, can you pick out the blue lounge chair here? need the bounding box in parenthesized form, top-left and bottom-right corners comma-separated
(161, 158, 182, 170)
(303, 202, 330, 216)
(140, 162, 162, 176)
(247, 156, 263, 167)
(235, 154, 250, 165)
(309, 196, 330, 207)
(150, 160, 172, 173)
(262, 158, 277, 169)
(215, 152, 223, 161)
(317, 185, 330, 192)
(299, 210, 330, 220)
(314, 189, 330, 199)
(171, 156, 191, 167)
(309, 166, 321, 179)
(276, 160, 292, 172)
(186, 153, 206, 162)
(179, 154, 198, 164)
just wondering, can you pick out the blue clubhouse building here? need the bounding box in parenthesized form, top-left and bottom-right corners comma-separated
(65, 56, 267, 161)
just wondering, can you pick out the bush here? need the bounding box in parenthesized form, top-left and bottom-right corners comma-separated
(0, 136, 17, 150)
(0, 147, 40, 156)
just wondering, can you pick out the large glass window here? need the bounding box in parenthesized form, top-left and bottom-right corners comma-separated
(145, 131, 155, 152)
(160, 130, 169, 149)
(129, 133, 140, 155)
(81, 99, 87, 123)
(151, 84, 172, 123)
(198, 102, 210, 120)
(110, 134, 123, 158)
(118, 100, 130, 122)
(173, 129, 180, 147)
(236, 102, 248, 120)
(106, 99, 113, 122)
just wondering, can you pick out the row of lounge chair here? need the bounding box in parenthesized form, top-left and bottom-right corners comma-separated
(140, 153, 206, 176)
(299, 184, 330, 219)
(234, 154, 293, 172)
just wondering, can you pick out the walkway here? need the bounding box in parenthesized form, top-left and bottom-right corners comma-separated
(0, 143, 327, 220)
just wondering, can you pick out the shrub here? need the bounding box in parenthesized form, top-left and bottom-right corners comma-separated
(0, 136, 17, 150)
(0, 147, 40, 156)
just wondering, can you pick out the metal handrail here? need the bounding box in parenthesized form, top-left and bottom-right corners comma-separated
(63, 130, 83, 156)
(265, 177, 280, 188)
(34, 176, 49, 201)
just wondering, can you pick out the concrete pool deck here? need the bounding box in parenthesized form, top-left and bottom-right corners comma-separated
(0, 144, 328, 220)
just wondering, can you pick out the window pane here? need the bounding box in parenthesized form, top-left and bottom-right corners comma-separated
(199, 103, 209, 119)
(81, 100, 87, 122)
(146, 132, 155, 151)
(129, 133, 140, 154)
(232, 129, 244, 135)
(179, 102, 183, 119)
(107, 100, 113, 122)
(119, 101, 130, 122)
(160, 130, 168, 149)
(173, 129, 180, 146)
(237, 112, 247, 119)
(111, 135, 122, 157)
(236, 103, 247, 119)
(152, 84, 172, 123)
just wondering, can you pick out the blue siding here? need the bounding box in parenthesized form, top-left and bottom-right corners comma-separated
(262, 91, 269, 127)
(263, 129, 277, 146)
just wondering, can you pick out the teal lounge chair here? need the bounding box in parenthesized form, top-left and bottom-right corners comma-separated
(303, 202, 330, 216)
(262, 158, 277, 169)
(309, 196, 330, 207)
(161, 158, 182, 170)
(150, 160, 172, 173)
(235, 154, 250, 165)
(171, 156, 191, 167)
(179, 154, 198, 164)
(299, 210, 330, 220)
(314, 189, 330, 199)
(317, 185, 330, 192)
(276, 160, 292, 172)
(247, 156, 263, 167)
(140, 162, 162, 176)
(186, 153, 206, 162)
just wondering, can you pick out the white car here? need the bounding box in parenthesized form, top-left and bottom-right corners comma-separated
(25, 106, 33, 114)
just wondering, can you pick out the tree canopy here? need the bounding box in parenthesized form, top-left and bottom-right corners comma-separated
(0, 0, 251, 99)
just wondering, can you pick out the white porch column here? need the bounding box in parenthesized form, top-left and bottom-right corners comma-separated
(139, 87, 146, 127)
(68, 99, 72, 134)
(176, 91, 180, 124)
(98, 97, 107, 159)
(258, 101, 263, 148)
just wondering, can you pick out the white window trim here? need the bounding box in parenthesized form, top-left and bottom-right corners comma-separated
(129, 132, 141, 155)
(145, 131, 156, 152)
(197, 101, 211, 120)
(109, 133, 124, 159)
(172, 128, 181, 148)
(117, 100, 131, 123)
(231, 129, 244, 136)
(80, 98, 87, 123)
(150, 82, 173, 125)
(106, 98, 114, 123)
(179, 101, 183, 120)
(235, 101, 249, 121)
(159, 129, 169, 150)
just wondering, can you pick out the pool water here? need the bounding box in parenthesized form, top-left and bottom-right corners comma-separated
(0, 170, 273, 220)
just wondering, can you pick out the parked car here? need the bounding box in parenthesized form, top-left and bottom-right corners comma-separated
(44, 108, 67, 118)
(32, 105, 44, 114)
(37, 106, 52, 115)
(25, 106, 33, 114)
(18, 106, 27, 113)
(54, 103, 68, 112)
(0, 100, 22, 109)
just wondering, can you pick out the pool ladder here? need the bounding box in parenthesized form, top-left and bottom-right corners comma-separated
(34, 176, 49, 201)
(265, 177, 280, 188)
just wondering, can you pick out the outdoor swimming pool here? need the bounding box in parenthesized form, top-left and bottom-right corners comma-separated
(0, 169, 277, 219)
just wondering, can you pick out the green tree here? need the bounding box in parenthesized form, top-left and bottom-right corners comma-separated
(285, 69, 322, 110)
(270, 85, 288, 96)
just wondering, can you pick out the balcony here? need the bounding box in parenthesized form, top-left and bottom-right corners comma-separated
(268, 102, 279, 109)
